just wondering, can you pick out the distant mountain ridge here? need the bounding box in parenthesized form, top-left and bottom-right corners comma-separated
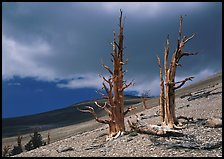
(2, 95, 142, 137)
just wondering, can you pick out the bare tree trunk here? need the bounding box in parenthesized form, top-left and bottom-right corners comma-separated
(141, 90, 151, 109)
(157, 56, 165, 124)
(78, 10, 135, 140)
(157, 16, 197, 129)
(142, 97, 147, 109)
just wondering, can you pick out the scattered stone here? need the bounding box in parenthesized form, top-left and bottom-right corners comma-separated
(57, 146, 74, 153)
(140, 113, 145, 116)
(207, 117, 222, 128)
(127, 138, 134, 142)
(128, 132, 138, 137)
(11, 80, 222, 157)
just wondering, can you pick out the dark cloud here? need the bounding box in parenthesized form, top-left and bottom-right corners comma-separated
(2, 2, 222, 95)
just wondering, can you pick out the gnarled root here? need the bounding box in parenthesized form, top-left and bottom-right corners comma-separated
(106, 131, 124, 141)
(174, 116, 194, 129)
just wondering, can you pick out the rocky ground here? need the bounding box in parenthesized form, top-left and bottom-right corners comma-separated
(12, 81, 222, 157)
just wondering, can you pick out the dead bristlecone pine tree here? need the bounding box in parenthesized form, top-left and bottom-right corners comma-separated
(141, 90, 151, 109)
(157, 16, 198, 129)
(78, 10, 135, 141)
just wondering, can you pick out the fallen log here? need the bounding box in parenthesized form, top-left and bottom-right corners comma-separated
(150, 136, 222, 150)
(180, 93, 192, 99)
(127, 120, 184, 137)
(187, 88, 219, 101)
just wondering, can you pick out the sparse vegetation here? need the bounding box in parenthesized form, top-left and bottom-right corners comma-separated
(47, 132, 50, 144)
(25, 131, 46, 151)
(141, 90, 151, 109)
(2, 8, 222, 157)
(2, 145, 11, 157)
(10, 135, 23, 156)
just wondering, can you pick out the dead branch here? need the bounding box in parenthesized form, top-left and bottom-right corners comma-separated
(114, 41, 120, 50)
(179, 16, 183, 39)
(102, 64, 113, 75)
(183, 33, 195, 44)
(180, 93, 192, 99)
(177, 52, 198, 63)
(174, 76, 194, 90)
(96, 90, 108, 99)
(120, 80, 134, 92)
(187, 87, 220, 101)
(127, 120, 161, 135)
(98, 74, 112, 84)
(94, 101, 112, 115)
(124, 106, 137, 116)
(77, 106, 110, 124)
(102, 82, 109, 95)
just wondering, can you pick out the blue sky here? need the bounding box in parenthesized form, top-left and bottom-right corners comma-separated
(2, 2, 222, 118)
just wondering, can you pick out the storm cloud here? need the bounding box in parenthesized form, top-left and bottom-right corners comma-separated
(2, 2, 222, 96)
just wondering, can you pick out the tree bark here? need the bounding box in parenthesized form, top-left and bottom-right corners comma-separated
(158, 16, 197, 129)
(78, 10, 134, 139)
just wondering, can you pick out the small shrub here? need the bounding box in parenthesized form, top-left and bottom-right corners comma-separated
(25, 131, 46, 151)
(2, 145, 11, 157)
(47, 132, 50, 144)
(9, 135, 23, 156)
(10, 146, 23, 156)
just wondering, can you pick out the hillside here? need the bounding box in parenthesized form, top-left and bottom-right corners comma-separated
(2, 71, 222, 155)
(12, 71, 222, 157)
(2, 96, 142, 138)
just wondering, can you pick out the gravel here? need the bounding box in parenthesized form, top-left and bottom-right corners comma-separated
(13, 83, 222, 157)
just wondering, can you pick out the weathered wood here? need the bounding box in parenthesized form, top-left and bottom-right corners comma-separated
(127, 120, 183, 137)
(180, 93, 192, 99)
(157, 16, 197, 129)
(78, 10, 134, 139)
(157, 55, 165, 123)
(187, 88, 219, 101)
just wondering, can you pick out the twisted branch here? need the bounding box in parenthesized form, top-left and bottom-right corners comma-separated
(174, 76, 194, 90)
(119, 80, 134, 92)
(102, 64, 113, 75)
(77, 106, 110, 124)
(94, 101, 112, 115)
